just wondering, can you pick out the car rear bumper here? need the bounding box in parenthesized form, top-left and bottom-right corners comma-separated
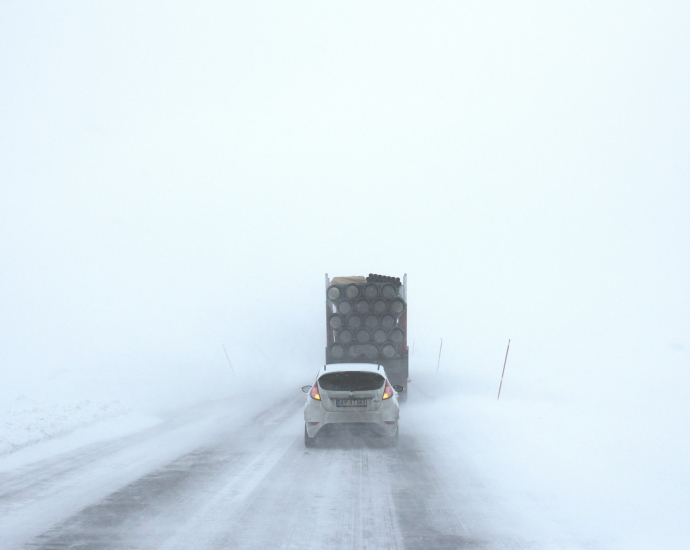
(304, 406, 398, 437)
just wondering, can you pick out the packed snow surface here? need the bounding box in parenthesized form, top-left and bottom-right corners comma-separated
(1, 367, 687, 549)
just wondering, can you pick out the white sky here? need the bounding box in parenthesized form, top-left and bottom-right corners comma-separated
(2, 2, 689, 402)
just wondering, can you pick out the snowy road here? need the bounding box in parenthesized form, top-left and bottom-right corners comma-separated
(1, 391, 578, 550)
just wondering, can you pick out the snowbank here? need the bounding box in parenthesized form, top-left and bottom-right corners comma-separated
(407, 368, 690, 550)
(0, 359, 311, 472)
(0, 397, 132, 455)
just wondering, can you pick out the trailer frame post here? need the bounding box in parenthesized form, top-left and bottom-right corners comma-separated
(325, 273, 333, 363)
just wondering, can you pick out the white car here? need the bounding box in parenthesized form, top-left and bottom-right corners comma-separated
(301, 363, 402, 447)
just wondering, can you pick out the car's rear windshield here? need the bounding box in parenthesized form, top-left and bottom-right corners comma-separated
(318, 371, 385, 391)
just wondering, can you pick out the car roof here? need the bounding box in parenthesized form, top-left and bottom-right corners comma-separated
(319, 363, 384, 375)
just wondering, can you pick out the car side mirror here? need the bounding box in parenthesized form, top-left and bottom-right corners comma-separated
(393, 385, 404, 393)
(301, 385, 311, 393)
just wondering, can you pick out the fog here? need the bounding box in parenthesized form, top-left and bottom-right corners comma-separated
(1, 3, 688, 403)
(3, 2, 688, 408)
(1, 3, 689, 548)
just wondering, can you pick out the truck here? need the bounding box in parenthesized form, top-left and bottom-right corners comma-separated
(324, 273, 409, 401)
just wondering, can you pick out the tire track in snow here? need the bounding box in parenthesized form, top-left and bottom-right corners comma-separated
(11, 387, 588, 550)
(15, 396, 301, 550)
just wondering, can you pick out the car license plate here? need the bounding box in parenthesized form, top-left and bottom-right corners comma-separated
(336, 399, 367, 407)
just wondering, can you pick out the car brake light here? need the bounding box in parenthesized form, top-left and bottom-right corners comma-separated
(309, 382, 321, 400)
(382, 380, 394, 400)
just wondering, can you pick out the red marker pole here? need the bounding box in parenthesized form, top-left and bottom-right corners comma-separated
(497, 339, 511, 400)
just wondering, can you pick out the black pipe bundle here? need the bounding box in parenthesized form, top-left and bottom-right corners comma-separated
(366, 274, 402, 287)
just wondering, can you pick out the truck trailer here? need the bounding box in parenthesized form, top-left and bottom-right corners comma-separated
(324, 273, 409, 401)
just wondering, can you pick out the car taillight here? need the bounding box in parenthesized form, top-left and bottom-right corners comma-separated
(382, 380, 394, 400)
(309, 382, 321, 400)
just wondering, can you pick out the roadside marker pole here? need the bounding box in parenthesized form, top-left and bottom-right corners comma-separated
(222, 344, 236, 377)
(436, 338, 443, 374)
(497, 339, 511, 400)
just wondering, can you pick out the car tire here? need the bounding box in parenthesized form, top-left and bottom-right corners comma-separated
(304, 424, 317, 448)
